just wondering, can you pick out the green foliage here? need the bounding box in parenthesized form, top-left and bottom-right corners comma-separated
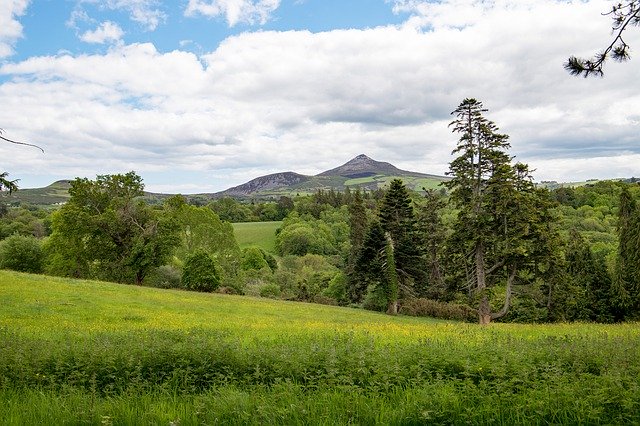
(275, 211, 348, 257)
(415, 190, 447, 298)
(0, 206, 49, 239)
(165, 197, 240, 283)
(241, 246, 269, 271)
(209, 197, 253, 222)
(0, 234, 43, 273)
(615, 187, 640, 319)
(143, 265, 182, 289)
(445, 99, 558, 323)
(259, 283, 281, 299)
(45, 172, 179, 285)
(0, 171, 19, 194)
(2, 271, 640, 423)
(379, 179, 423, 297)
(323, 271, 348, 304)
(352, 221, 386, 304)
(401, 298, 477, 322)
(181, 250, 220, 292)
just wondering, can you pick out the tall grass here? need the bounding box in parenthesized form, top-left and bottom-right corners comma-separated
(1, 270, 639, 424)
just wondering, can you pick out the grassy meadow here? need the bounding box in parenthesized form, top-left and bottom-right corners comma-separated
(232, 221, 281, 253)
(1, 270, 639, 424)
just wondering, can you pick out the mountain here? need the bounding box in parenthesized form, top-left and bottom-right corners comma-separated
(212, 154, 448, 199)
(5, 155, 449, 205)
(218, 172, 310, 197)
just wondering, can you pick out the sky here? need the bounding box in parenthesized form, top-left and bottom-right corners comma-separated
(0, 0, 639, 193)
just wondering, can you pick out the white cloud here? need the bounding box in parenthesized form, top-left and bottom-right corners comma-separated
(1, 0, 639, 192)
(80, 21, 124, 44)
(76, 0, 166, 31)
(185, 0, 281, 26)
(0, 0, 29, 58)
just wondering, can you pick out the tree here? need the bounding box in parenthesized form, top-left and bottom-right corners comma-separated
(565, 1, 639, 76)
(353, 221, 387, 305)
(182, 249, 220, 292)
(0, 172, 18, 194)
(378, 179, 423, 298)
(0, 234, 43, 273)
(415, 189, 446, 299)
(45, 172, 179, 284)
(165, 195, 240, 280)
(242, 246, 269, 271)
(614, 187, 640, 319)
(445, 99, 554, 324)
(346, 189, 368, 301)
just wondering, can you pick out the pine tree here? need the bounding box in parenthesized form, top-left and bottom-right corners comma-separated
(415, 189, 446, 299)
(353, 221, 386, 304)
(346, 189, 369, 302)
(445, 99, 554, 324)
(379, 179, 423, 298)
(615, 187, 640, 319)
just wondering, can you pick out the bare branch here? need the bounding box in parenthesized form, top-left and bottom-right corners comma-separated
(0, 129, 45, 153)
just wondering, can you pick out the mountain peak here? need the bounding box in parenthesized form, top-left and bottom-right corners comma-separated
(318, 154, 401, 178)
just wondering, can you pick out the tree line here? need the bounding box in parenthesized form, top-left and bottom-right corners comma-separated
(1, 100, 639, 324)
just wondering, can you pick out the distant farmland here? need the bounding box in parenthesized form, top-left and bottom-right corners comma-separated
(232, 221, 281, 253)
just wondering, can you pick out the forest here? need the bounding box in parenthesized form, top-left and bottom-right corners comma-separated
(1, 99, 639, 325)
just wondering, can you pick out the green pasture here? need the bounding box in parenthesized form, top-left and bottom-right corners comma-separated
(232, 221, 281, 253)
(1, 270, 639, 424)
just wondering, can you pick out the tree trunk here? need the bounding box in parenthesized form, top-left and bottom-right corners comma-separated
(386, 300, 398, 315)
(475, 241, 490, 324)
(490, 265, 517, 321)
(479, 296, 492, 324)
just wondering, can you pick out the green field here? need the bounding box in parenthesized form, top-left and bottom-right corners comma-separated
(232, 221, 281, 253)
(1, 270, 639, 424)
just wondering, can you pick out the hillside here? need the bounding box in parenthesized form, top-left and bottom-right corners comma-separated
(213, 154, 449, 199)
(5, 154, 449, 205)
(1, 270, 639, 424)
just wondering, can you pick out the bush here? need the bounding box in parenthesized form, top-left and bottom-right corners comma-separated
(0, 234, 43, 273)
(181, 250, 220, 292)
(322, 271, 347, 304)
(259, 283, 281, 299)
(241, 247, 269, 271)
(144, 265, 181, 289)
(400, 298, 477, 322)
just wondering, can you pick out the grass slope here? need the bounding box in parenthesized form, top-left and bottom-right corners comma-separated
(1, 271, 639, 424)
(232, 221, 281, 253)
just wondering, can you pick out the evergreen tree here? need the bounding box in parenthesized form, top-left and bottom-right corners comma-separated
(352, 221, 386, 304)
(565, 1, 639, 77)
(383, 232, 399, 315)
(445, 99, 554, 324)
(415, 189, 446, 299)
(0, 172, 18, 194)
(378, 179, 423, 298)
(615, 187, 640, 319)
(346, 189, 368, 302)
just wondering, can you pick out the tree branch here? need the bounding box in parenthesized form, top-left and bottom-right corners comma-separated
(490, 265, 517, 320)
(565, 1, 640, 77)
(0, 129, 45, 153)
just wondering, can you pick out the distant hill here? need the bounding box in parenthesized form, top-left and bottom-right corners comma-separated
(5, 154, 449, 205)
(3, 180, 72, 206)
(213, 154, 449, 199)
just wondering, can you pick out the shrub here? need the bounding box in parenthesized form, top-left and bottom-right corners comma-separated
(241, 247, 269, 271)
(322, 271, 347, 304)
(0, 234, 43, 273)
(400, 298, 477, 322)
(144, 265, 181, 289)
(259, 283, 281, 299)
(181, 250, 220, 292)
